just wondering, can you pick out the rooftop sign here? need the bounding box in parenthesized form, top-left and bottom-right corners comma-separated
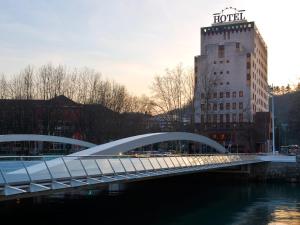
(213, 7, 246, 24)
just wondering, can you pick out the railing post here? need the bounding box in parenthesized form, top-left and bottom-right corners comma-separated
(0, 168, 8, 186)
(118, 157, 127, 174)
(43, 159, 54, 181)
(94, 159, 103, 176)
(21, 160, 32, 183)
(78, 158, 89, 177)
(61, 157, 73, 179)
(107, 158, 117, 176)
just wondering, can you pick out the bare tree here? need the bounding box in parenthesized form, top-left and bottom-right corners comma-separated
(150, 64, 194, 131)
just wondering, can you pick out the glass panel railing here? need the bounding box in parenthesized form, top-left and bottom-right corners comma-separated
(0, 161, 29, 184)
(170, 157, 180, 168)
(63, 158, 86, 178)
(81, 159, 101, 176)
(23, 160, 51, 182)
(140, 158, 153, 171)
(176, 157, 187, 167)
(120, 158, 135, 173)
(130, 158, 145, 172)
(164, 157, 174, 168)
(182, 157, 191, 166)
(45, 157, 70, 179)
(96, 159, 114, 175)
(149, 158, 161, 170)
(156, 157, 168, 169)
(108, 158, 125, 174)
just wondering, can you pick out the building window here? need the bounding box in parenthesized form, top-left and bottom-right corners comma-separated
(207, 115, 211, 123)
(226, 60, 230, 63)
(226, 103, 230, 110)
(219, 103, 224, 110)
(218, 45, 225, 58)
(226, 70, 230, 74)
(220, 92, 223, 98)
(236, 42, 240, 49)
(213, 92, 217, 98)
(226, 82, 230, 85)
(214, 72, 217, 75)
(232, 102, 236, 110)
(208, 104, 211, 111)
(201, 93, 205, 99)
(239, 113, 243, 122)
(213, 114, 217, 123)
(239, 102, 243, 109)
(239, 91, 243, 97)
(232, 91, 236, 98)
(232, 114, 237, 122)
(226, 92, 230, 98)
(220, 71, 223, 74)
(214, 61, 216, 64)
(220, 114, 224, 123)
(201, 115, 204, 123)
(201, 104, 205, 110)
(220, 61, 223, 64)
(226, 114, 230, 123)
(213, 104, 217, 111)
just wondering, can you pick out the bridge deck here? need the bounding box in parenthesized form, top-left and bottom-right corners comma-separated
(0, 154, 261, 201)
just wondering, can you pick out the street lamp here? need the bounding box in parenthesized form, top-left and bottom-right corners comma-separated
(269, 86, 275, 155)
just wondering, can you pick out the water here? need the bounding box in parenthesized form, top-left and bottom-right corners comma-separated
(1, 174, 300, 225)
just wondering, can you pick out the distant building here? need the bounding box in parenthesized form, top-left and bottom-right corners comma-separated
(194, 8, 271, 152)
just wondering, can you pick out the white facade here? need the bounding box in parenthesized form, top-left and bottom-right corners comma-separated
(194, 21, 268, 125)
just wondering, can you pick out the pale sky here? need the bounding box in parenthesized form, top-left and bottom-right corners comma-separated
(0, 0, 299, 95)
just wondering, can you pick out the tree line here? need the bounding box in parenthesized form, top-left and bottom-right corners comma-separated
(0, 63, 195, 132)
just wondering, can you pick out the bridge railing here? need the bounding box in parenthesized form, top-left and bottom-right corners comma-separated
(0, 154, 260, 189)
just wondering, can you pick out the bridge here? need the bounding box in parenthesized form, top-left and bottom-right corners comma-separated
(0, 132, 268, 201)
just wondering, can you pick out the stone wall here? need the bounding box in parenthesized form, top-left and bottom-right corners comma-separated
(249, 157, 300, 182)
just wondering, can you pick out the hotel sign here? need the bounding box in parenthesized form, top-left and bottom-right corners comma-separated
(213, 7, 246, 24)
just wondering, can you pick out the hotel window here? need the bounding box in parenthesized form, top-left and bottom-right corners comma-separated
(220, 114, 224, 123)
(239, 102, 243, 109)
(220, 92, 223, 98)
(213, 114, 217, 123)
(232, 114, 237, 122)
(213, 92, 217, 98)
(232, 91, 236, 98)
(213, 104, 217, 111)
(226, 103, 230, 110)
(236, 42, 240, 49)
(207, 115, 211, 123)
(201, 115, 204, 123)
(232, 102, 236, 110)
(226, 92, 230, 98)
(239, 113, 243, 122)
(219, 103, 224, 110)
(218, 45, 225, 58)
(239, 91, 243, 97)
(226, 114, 230, 123)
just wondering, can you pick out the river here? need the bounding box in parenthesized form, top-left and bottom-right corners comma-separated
(1, 175, 300, 225)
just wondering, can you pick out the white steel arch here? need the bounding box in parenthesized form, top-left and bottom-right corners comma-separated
(0, 134, 96, 148)
(71, 132, 226, 156)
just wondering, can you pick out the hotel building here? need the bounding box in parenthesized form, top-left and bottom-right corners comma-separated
(194, 9, 271, 152)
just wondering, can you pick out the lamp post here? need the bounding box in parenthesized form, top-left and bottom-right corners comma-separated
(269, 87, 275, 155)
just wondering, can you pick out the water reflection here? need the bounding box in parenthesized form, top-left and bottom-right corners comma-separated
(0, 176, 300, 225)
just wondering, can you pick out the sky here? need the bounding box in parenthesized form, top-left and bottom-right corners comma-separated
(0, 0, 299, 95)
